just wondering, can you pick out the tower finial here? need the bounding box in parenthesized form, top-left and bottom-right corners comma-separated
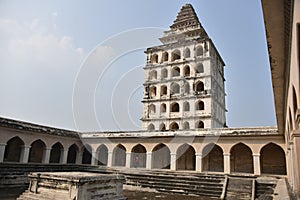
(170, 4, 201, 31)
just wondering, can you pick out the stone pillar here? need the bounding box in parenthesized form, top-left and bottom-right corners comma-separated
(76, 150, 83, 164)
(126, 152, 131, 168)
(195, 153, 203, 172)
(20, 145, 31, 163)
(146, 152, 152, 169)
(0, 143, 6, 163)
(107, 151, 113, 167)
(170, 153, 177, 171)
(61, 150, 68, 164)
(223, 153, 230, 174)
(253, 153, 261, 175)
(91, 151, 98, 166)
(43, 148, 51, 164)
(292, 134, 300, 194)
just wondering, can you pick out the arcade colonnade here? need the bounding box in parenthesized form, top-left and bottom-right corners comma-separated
(0, 127, 287, 176)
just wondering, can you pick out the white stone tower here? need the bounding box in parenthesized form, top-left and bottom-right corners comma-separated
(142, 4, 226, 131)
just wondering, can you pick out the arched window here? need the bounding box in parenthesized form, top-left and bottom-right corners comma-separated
(171, 49, 181, 61)
(260, 143, 286, 175)
(152, 144, 170, 169)
(50, 142, 63, 163)
(195, 100, 204, 110)
(230, 143, 253, 173)
(149, 104, 156, 114)
(161, 68, 168, 79)
(150, 70, 157, 80)
(176, 144, 195, 170)
(112, 144, 126, 167)
(82, 144, 92, 165)
(184, 82, 190, 94)
(150, 86, 156, 98)
(162, 52, 169, 62)
(196, 45, 203, 56)
(170, 122, 179, 131)
(183, 122, 190, 130)
(4, 136, 24, 163)
(195, 81, 204, 92)
(97, 144, 108, 166)
(131, 144, 146, 168)
(171, 67, 180, 77)
(196, 120, 204, 128)
(171, 83, 180, 94)
(183, 65, 190, 76)
(159, 123, 166, 131)
(67, 144, 78, 164)
(184, 47, 191, 58)
(183, 101, 190, 111)
(29, 139, 46, 163)
(195, 63, 204, 74)
(202, 143, 224, 172)
(148, 123, 155, 131)
(170, 102, 180, 112)
(151, 54, 158, 63)
(160, 103, 166, 113)
(160, 85, 167, 96)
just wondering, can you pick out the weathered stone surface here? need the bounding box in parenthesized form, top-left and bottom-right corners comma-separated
(17, 172, 126, 200)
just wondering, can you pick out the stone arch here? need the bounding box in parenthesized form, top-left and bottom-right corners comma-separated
(202, 143, 224, 172)
(170, 102, 180, 112)
(176, 144, 195, 170)
(160, 103, 166, 113)
(151, 54, 158, 63)
(67, 144, 78, 164)
(196, 45, 204, 56)
(195, 81, 204, 92)
(171, 66, 180, 77)
(159, 123, 166, 131)
(184, 47, 191, 58)
(170, 122, 179, 131)
(4, 136, 24, 162)
(150, 70, 157, 80)
(148, 123, 155, 131)
(149, 86, 157, 98)
(161, 68, 168, 79)
(162, 52, 169, 62)
(160, 85, 167, 96)
(29, 139, 46, 163)
(183, 101, 190, 111)
(195, 120, 204, 129)
(184, 82, 190, 94)
(82, 144, 92, 165)
(195, 63, 204, 74)
(112, 144, 126, 167)
(149, 104, 156, 114)
(50, 142, 64, 163)
(131, 144, 146, 168)
(230, 143, 253, 173)
(97, 144, 108, 166)
(171, 49, 181, 61)
(183, 65, 190, 76)
(260, 143, 286, 175)
(183, 122, 190, 130)
(152, 143, 170, 169)
(171, 83, 180, 94)
(195, 100, 205, 110)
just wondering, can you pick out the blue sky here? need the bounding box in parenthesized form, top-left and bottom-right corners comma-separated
(0, 0, 276, 131)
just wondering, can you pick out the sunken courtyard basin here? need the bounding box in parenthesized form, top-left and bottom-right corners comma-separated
(17, 172, 126, 200)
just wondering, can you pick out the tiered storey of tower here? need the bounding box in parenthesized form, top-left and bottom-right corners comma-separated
(142, 4, 226, 131)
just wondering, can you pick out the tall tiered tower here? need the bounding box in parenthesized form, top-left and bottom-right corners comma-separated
(142, 4, 226, 131)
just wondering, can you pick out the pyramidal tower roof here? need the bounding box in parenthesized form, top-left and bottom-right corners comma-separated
(170, 4, 201, 30)
(160, 4, 208, 44)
